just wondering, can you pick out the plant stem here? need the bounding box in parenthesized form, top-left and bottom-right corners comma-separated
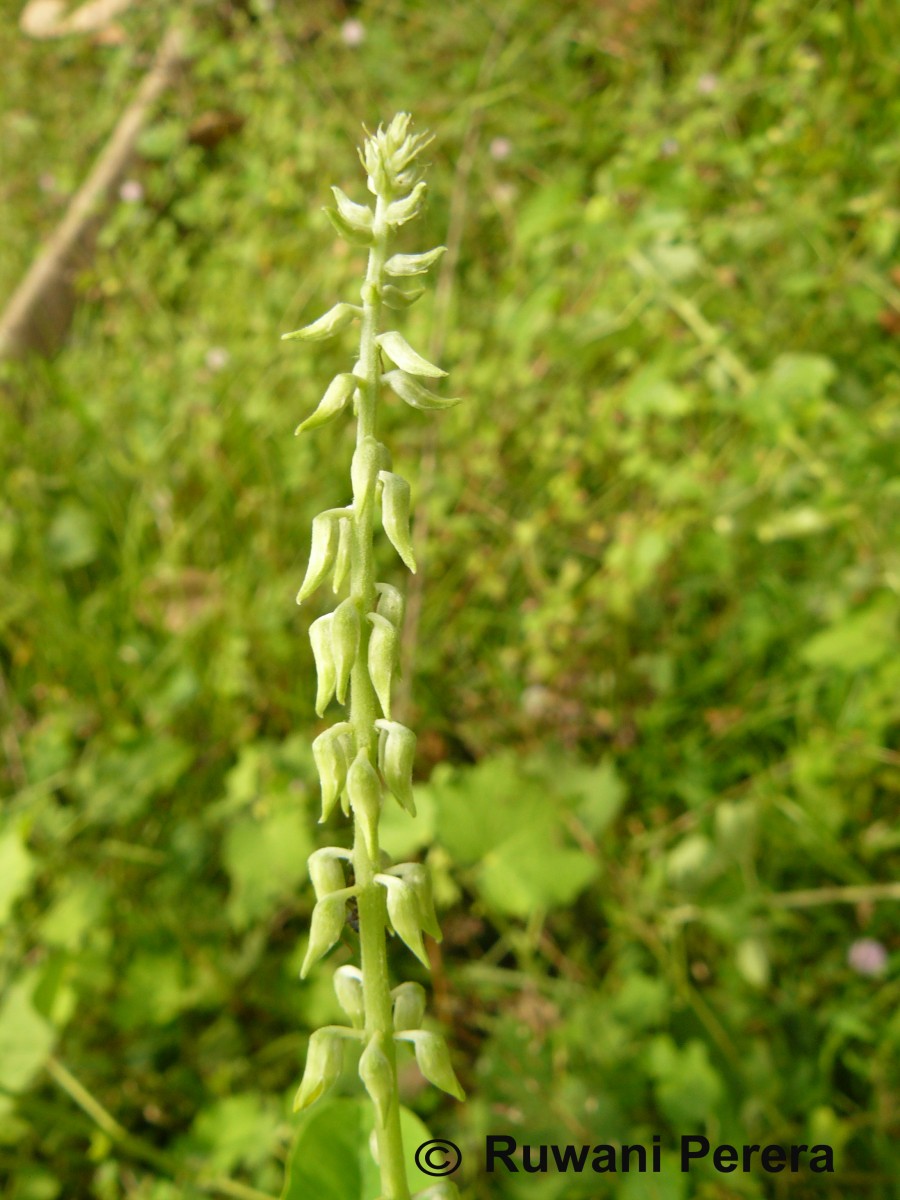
(350, 196, 411, 1200)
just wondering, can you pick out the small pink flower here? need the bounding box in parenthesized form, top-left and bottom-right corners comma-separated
(119, 179, 144, 203)
(489, 137, 512, 162)
(848, 938, 888, 977)
(341, 19, 365, 47)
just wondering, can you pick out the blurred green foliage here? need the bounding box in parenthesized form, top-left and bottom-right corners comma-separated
(1, 0, 899, 1198)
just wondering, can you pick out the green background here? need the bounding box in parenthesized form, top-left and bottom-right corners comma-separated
(1, 1, 898, 1198)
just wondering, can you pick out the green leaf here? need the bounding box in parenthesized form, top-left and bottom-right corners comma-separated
(645, 1036, 723, 1127)
(281, 1098, 434, 1200)
(477, 819, 599, 916)
(800, 599, 897, 671)
(0, 825, 34, 924)
(0, 980, 55, 1093)
(46, 503, 100, 570)
(223, 808, 313, 929)
(180, 1092, 280, 1174)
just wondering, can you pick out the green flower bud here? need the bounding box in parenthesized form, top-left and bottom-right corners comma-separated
(332, 515, 352, 595)
(324, 205, 374, 247)
(297, 509, 346, 604)
(282, 302, 362, 342)
(391, 981, 426, 1032)
(293, 1027, 344, 1111)
(379, 472, 416, 573)
(347, 749, 382, 859)
(376, 331, 446, 379)
(381, 284, 425, 310)
(375, 582, 405, 632)
(295, 372, 357, 435)
(385, 182, 426, 228)
(331, 185, 374, 230)
(384, 247, 446, 277)
(307, 847, 348, 899)
(376, 875, 428, 968)
(333, 964, 365, 1028)
(391, 861, 441, 940)
(312, 721, 353, 821)
(396, 1029, 464, 1101)
(309, 614, 336, 716)
(301, 892, 348, 978)
(375, 719, 417, 816)
(352, 437, 390, 513)
(384, 370, 460, 412)
(331, 597, 361, 704)
(359, 1032, 394, 1125)
(367, 613, 397, 719)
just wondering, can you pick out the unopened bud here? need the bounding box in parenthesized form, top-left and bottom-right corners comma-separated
(312, 722, 353, 821)
(307, 848, 347, 899)
(359, 1032, 394, 1125)
(301, 892, 348, 978)
(385, 181, 426, 228)
(295, 372, 357, 435)
(391, 862, 441, 941)
(331, 185, 374, 231)
(351, 437, 389, 513)
(391, 981, 426, 1032)
(332, 516, 352, 595)
(376, 331, 446, 379)
(384, 247, 446, 278)
(297, 510, 344, 604)
(347, 750, 382, 859)
(333, 965, 365, 1028)
(384, 370, 460, 412)
(379, 472, 416, 573)
(376, 875, 428, 968)
(375, 719, 417, 816)
(381, 284, 425, 310)
(367, 613, 397, 718)
(293, 1028, 344, 1111)
(398, 1029, 464, 1101)
(309, 614, 336, 716)
(375, 582, 405, 633)
(331, 598, 361, 704)
(282, 302, 362, 343)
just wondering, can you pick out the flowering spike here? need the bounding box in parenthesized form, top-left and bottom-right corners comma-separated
(285, 114, 460, 1198)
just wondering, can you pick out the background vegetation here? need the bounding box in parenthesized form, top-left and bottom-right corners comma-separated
(1, 1, 899, 1198)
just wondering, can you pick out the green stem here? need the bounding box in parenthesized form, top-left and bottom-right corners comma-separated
(350, 196, 411, 1200)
